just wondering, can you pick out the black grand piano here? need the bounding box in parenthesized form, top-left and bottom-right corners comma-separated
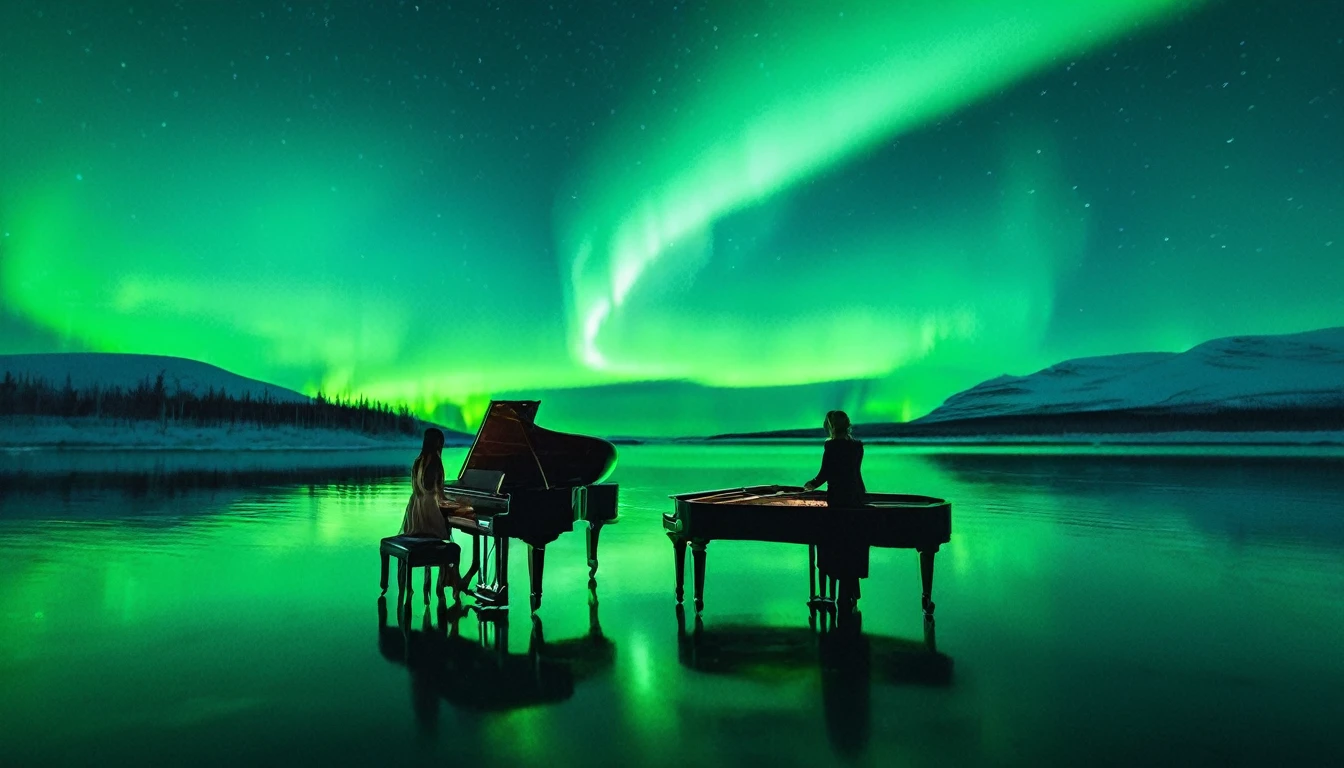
(666, 485, 951, 616)
(442, 400, 618, 612)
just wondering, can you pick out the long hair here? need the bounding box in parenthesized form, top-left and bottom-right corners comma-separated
(825, 410, 853, 440)
(414, 427, 446, 490)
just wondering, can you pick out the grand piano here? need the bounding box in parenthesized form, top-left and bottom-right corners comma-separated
(442, 400, 619, 612)
(665, 485, 951, 616)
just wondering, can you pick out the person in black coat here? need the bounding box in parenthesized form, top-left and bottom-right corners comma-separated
(803, 410, 868, 609)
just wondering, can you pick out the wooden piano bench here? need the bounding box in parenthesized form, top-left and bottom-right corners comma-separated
(379, 536, 461, 603)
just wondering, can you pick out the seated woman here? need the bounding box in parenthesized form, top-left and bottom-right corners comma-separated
(400, 427, 470, 598)
(802, 410, 868, 609)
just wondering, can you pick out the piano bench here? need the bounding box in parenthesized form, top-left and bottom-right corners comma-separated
(379, 536, 461, 602)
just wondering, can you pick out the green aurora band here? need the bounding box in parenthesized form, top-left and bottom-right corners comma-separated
(559, 0, 1202, 386)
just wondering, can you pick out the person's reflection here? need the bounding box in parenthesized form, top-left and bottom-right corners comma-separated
(676, 606, 951, 759)
(408, 604, 442, 738)
(819, 610, 870, 759)
(376, 596, 455, 737)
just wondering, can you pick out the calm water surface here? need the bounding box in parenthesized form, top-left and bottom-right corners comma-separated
(2, 445, 1342, 766)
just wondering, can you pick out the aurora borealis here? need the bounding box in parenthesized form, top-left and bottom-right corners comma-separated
(1, 1, 1340, 436)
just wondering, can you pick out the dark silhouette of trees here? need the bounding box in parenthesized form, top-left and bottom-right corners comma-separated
(0, 370, 420, 436)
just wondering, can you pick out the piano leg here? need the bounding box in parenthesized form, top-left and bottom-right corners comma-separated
(806, 544, 833, 611)
(586, 520, 604, 588)
(380, 551, 390, 595)
(919, 546, 938, 617)
(496, 537, 510, 601)
(808, 544, 817, 602)
(691, 540, 708, 613)
(529, 613, 546, 655)
(527, 544, 546, 612)
(460, 535, 482, 593)
(480, 614, 508, 655)
(588, 595, 602, 637)
(396, 560, 407, 603)
(669, 535, 687, 604)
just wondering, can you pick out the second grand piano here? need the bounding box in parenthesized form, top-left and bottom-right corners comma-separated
(665, 486, 951, 617)
(443, 400, 619, 612)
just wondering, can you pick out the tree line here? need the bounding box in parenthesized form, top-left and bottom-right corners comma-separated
(0, 371, 420, 435)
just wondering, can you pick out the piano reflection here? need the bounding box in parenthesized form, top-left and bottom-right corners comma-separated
(665, 485, 951, 616)
(376, 596, 614, 719)
(442, 400, 619, 611)
(675, 607, 951, 759)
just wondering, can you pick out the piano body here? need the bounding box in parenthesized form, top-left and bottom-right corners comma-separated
(665, 485, 951, 616)
(443, 400, 619, 612)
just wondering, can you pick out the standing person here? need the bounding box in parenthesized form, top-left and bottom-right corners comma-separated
(802, 410, 868, 610)
(400, 427, 467, 596)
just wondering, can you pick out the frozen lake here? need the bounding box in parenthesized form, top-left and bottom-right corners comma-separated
(2, 444, 1342, 765)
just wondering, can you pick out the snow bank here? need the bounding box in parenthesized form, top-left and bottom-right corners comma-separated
(0, 416, 427, 451)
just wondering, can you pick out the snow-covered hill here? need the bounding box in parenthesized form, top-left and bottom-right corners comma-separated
(712, 328, 1344, 442)
(917, 327, 1344, 424)
(0, 353, 310, 402)
(0, 353, 472, 450)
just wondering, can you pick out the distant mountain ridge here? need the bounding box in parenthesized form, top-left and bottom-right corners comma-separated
(716, 327, 1344, 440)
(0, 352, 473, 447)
(921, 326, 1344, 423)
(0, 353, 311, 403)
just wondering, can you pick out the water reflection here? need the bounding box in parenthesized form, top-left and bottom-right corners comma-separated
(2, 446, 1342, 765)
(376, 591, 615, 733)
(676, 606, 952, 759)
(925, 452, 1344, 545)
(0, 466, 402, 501)
(0, 447, 413, 477)
(0, 447, 434, 520)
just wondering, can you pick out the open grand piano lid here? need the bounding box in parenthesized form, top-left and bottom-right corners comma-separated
(457, 400, 617, 490)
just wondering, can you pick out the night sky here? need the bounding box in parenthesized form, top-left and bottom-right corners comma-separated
(1, 1, 1340, 436)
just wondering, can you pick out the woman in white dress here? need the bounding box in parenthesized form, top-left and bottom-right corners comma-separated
(400, 427, 469, 596)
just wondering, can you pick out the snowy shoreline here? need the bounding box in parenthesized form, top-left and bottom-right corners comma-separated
(709, 431, 1344, 447)
(0, 416, 447, 452)
(7, 416, 1340, 451)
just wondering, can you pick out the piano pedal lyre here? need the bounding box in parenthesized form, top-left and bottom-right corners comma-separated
(474, 536, 510, 611)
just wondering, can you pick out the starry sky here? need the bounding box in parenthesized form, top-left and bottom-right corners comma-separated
(1, 0, 1340, 436)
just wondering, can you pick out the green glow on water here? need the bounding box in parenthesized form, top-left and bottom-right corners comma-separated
(1, 447, 1343, 763)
